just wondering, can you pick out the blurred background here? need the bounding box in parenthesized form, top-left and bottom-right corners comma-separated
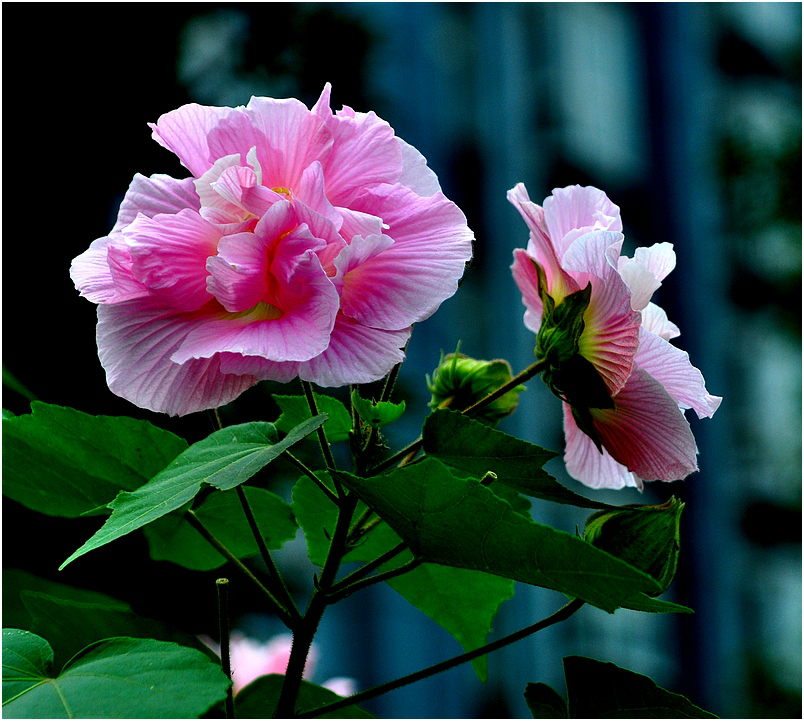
(3, 3, 801, 718)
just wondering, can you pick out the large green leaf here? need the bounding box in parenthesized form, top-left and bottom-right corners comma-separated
(234, 674, 374, 718)
(60, 416, 325, 570)
(143, 486, 297, 570)
(618, 593, 694, 614)
(21, 592, 213, 671)
(2, 402, 188, 517)
(2, 630, 229, 719)
(335, 459, 661, 612)
(274, 394, 352, 442)
(563, 656, 719, 718)
(422, 409, 617, 511)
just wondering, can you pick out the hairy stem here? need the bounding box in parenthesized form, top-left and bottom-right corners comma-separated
(216, 578, 235, 719)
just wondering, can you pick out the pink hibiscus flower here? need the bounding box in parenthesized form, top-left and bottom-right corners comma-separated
(509, 183, 721, 490)
(71, 85, 473, 415)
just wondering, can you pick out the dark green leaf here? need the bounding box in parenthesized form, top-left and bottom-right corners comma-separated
(524, 682, 568, 718)
(2, 402, 188, 517)
(234, 674, 374, 718)
(21, 592, 214, 671)
(274, 394, 352, 442)
(143, 486, 297, 570)
(335, 458, 660, 612)
(2, 631, 229, 719)
(60, 416, 325, 570)
(564, 656, 719, 718)
(619, 593, 694, 614)
(351, 390, 406, 428)
(423, 409, 618, 511)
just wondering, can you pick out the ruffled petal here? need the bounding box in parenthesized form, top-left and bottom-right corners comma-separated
(397, 137, 441, 196)
(511, 248, 544, 334)
(543, 185, 622, 259)
(635, 329, 722, 418)
(617, 243, 676, 311)
(641, 302, 680, 340)
(590, 368, 699, 482)
(126, 209, 220, 311)
(113, 174, 201, 235)
(97, 299, 258, 416)
(563, 404, 642, 490)
(296, 161, 343, 231)
(71, 237, 148, 305)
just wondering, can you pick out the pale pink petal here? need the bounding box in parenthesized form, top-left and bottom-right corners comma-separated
(563, 404, 642, 490)
(113, 174, 202, 235)
(632, 242, 676, 282)
(194, 154, 252, 222)
(150, 104, 236, 177)
(397, 137, 441, 196)
(508, 185, 564, 287)
(218, 352, 300, 382)
(590, 368, 699, 482)
(296, 161, 343, 231)
(511, 248, 544, 334)
(333, 234, 395, 290)
(126, 210, 220, 311)
(206, 234, 270, 313)
(641, 302, 680, 340)
(107, 242, 152, 303)
(336, 207, 385, 242)
(635, 329, 722, 418)
(543, 185, 622, 259)
(298, 315, 410, 386)
(97, 299, 258, 416)
(71, 237, 148, 305)
(321, 678, 358, 698)
(617, 260, 662, 311)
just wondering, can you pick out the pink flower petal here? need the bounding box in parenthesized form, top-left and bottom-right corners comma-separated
(150, 103, 235, 178)
(631, 242, 676, 282)
(543, 185, 622, 260)
(635, 328, 722, 418)
(97, 299, 258, 416)
(511, 248, 544, 335)
(397, 137, 441, 196)
(298, 314, 410, 386)
(589, 368, 699, 482)
(71, 237, 148, 305)
(126, 209, 220, 312)
(296, 161, 344, 231)
(113, 174, 202, 235)
(617, 243, 676, 311)
(336, 207, 385, 242)
(563, 404, 642, 490)
(193, 154, 248, 221)
(641, 302, 680, 340)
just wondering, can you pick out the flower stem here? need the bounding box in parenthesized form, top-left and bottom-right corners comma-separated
(302, 381, 342, 496)
(297, 598, 585, 718)
(283, 452, 340, 506)
(216, 578, 235, 720)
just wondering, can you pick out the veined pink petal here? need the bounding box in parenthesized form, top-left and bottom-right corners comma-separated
(97, 299, 258, 416)
(631, 242, 676, 282)
(113, 174, 201, 235)
(563, 404, 642, 490)
(217, 352, 300, 382)
(635, 328, 722, 418)
(296, 161, 344, 231)
(333, 234, 395, 289)
(298, 314, 410, 386)
(511, 248, 544, 334)
(617, 243, 676, 310)
(71, 237, 147, 305)
(194, 154, 248, 221)
(543, 185, 622, 260)
(589, 368, 699, 482)
(150, 103, 236, 178)
(641, 302, 680, 340)
(336, 207, 385, 242)
(397, 137, 441, 197)
(126, 209, 220, 312)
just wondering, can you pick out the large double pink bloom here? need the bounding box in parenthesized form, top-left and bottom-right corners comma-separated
(510, 184, 721, 490)
(71, 85, 473, 415)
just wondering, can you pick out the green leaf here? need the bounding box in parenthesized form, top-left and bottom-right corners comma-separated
(351, 390, 406, 428)
(619, 593, 694, 614)
(524, 682, 569, 718)
(21, 592, 214, 671)
(2, 409, 16, 419)
(423, 409, 618, 511)
(563, 656, 719, 718)
(335, 458, 661, 612)
(234, 674, 374, 718)
(2, 631, 229, 719)
(60, 416, 325, 570)
(144, 486, 297, 570)
(274, 393, 352, 442)
(2, 402, 189, 518)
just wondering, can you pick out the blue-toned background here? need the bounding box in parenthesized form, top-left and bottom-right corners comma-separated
(4, 3, 800, 718)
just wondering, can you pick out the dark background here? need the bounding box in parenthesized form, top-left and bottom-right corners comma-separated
(3, 4, 801, 718)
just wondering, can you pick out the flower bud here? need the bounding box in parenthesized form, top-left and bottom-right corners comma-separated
(427, 352, 524, 425)
(583, 498, 684, 596)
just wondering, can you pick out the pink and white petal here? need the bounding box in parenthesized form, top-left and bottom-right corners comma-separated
(243, 96, 333, 190)
(207, 233, 270, 313)
(508, 185, 562, 273)
(617, 258, 662, 311)
(126, 209, 220, 311)
(641, 302, 680, 340)
(296, 161, 343, 231)
(635, 328, 722, 418)
(563, 404, 642, 490)
(194, 154, 251, 220)
(218, 352, 300, 382)
(150, 103, 236, 178)
(70, 237, 145, 305)
(333, 234, 395, 285)
(632, 242, 676, 282)
(311, 82, 335, 122)
(511, 248, 544, 334)
(590, 368, 699, 482)
(112, 174, 201, 235)
(397, 137, 441, 197)
(97, 299, 258, 416)
(298, 315, 410, 387)
(561, 230, 624, 281)
(336, 207, 386, 243)
(543, 185, 622, 258)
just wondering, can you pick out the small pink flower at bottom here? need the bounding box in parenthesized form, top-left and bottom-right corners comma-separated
(509, 183, 721, 490)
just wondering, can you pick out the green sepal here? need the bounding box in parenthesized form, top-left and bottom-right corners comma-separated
(351, 389, 406, 428)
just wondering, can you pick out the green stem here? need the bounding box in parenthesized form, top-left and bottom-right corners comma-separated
(298, 598, 586, 718)
(327, 557, 421, 604)
(302, 381, 343, 499)
(283, 452, 340, 506)
(327, 541, 408, 599)
(236, 485, 301, 624)
(186, 511, 294, 628)
(216, 578, 235, 720)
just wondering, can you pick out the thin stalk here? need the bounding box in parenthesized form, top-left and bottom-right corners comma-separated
(216, 578, 235, 720)
(302, 381, 343, 499)
(283, 452, 340, 506)
(326, 541, 408, 598)
(236, 485, 301, 624)
(326, 558, 422, 604)
(298, 598, 586, 718)
(186, 511, 294, 628)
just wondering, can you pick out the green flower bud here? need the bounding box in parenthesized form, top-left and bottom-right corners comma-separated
(583, 498, 685, 596)
(427, 351, 524, 426)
